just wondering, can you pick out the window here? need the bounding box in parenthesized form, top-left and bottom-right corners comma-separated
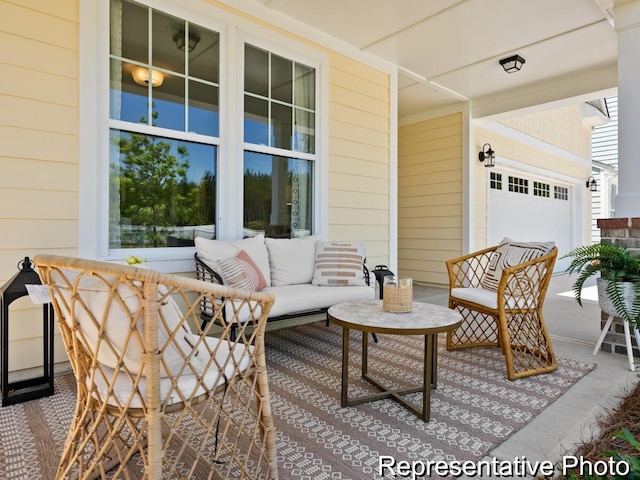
(106, 1, 321, 254)
(243, 44, 316, 238)
(554, 186, 569, 200)
(508, 176, 528, 194)
(533, 181, 550, 197)
(109, 0, 219, 248)
(490, 172, 502, 190)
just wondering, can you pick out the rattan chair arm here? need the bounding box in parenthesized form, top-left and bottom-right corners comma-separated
(35, 253, 273, 306)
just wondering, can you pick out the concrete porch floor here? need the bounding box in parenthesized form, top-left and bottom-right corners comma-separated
(411, 273, 639, 479)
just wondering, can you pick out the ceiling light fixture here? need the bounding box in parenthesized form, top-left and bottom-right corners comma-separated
(478, 143, 496, 168)
(131, 66, 165, 87)
(173, 30, 200, 52)
(499, 54, 526, 73)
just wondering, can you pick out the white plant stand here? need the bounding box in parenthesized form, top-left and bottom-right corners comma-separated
(592, 315, 640, 371)
(594, 278, 640, 371)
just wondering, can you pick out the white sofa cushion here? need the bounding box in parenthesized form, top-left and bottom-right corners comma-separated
(266, 235, 319, 286)
(226, 283, 375, 322)
(312, 241, 367, 286)
(195, 234, 271, 286)
(451, 287, 529, 310)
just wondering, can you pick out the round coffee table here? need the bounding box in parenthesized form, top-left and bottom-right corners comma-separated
(328, 300, 461, 422)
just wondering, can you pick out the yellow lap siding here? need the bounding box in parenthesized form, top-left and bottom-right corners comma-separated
(398, 113, 463, 286)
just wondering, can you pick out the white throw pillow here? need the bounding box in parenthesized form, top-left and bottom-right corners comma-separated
(195, 234, 271, 286)
(480, 238, 555, 292)
(312, 241, 367, 286)
(266, 235, 319, 286)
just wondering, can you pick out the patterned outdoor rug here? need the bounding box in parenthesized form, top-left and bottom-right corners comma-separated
(0, 321, 594, 479)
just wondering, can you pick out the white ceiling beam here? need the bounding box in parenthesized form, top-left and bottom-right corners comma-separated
(471, 63, 618, 122)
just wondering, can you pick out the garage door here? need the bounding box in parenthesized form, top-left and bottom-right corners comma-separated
(487, 169, 572, 273)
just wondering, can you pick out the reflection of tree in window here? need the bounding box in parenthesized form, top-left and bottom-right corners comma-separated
(244, 169, 272, 233)
(111, 113, 215, 248)
(243, 154, 312, 238)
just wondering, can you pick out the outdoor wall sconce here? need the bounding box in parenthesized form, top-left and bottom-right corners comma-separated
(478, 143, 496, 167)
(0, 257, 54, 406)
(131, 67, 165, 87)
(173, 30, 200, 52)
(499, 54, 526, 73)
(586, 176, 598, 192)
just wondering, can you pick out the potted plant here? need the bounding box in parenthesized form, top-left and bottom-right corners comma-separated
(562, 242, 640, 329)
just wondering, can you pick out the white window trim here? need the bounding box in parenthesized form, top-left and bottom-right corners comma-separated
(79, 0, 328, 272)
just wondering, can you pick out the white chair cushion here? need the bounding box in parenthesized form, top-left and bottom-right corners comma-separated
(266, 235, 319, 286)
(94, 337, 253, 408)
(51, 270, 209, 379)
(312, 241, 367, 286)
(451, 287, 528, 310)
(195, 234, 271, 286)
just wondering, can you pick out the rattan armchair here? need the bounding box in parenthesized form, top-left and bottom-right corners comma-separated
(34, 254, 278, 480)
(446, 244, 558, 380)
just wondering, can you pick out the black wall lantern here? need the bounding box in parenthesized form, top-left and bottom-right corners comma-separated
(586, 176, 598, 192)
(0, 257, 54, 406)
(478, 143, 496, 167)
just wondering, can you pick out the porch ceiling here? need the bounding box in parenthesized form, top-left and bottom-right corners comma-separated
(222, 0, 619, 119)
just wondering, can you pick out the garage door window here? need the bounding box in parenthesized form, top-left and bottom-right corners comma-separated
(554, 186, 569, 200)
(533, 181, 550, 197)
(490, 172, 502, 190)
(508, 176, 528, 194)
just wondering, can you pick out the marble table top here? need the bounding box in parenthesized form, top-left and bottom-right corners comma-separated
(328, 300, 462, 335)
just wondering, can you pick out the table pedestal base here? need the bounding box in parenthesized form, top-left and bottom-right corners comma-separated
(340, 329, 438, 422)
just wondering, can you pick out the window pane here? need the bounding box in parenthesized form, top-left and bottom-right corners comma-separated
(271, 54, 292, 103)
(152, 10, 184, 73)
(272, 103, 292, 150)
(244, 96, 269, 145)
(294, 108, 315, 153)
(109, 130, 216, 248)
(114, 0, 148, 63)
(110, 60, 149, 123)
(244, 152, 312, 238)
(294, 63, 315, 110)
(189, 80, 219, 136)
(154, 73, 185, 130)
(189, 27, 220, 83)
(245, 45, 269, 96)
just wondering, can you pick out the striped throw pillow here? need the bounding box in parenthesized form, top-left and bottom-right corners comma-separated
(480, 238, 555, 292)
(312, 242, 366, 286)
(218, 250, 267, 292)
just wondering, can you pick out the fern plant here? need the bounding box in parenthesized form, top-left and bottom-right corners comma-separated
(562, 243, 640, 329)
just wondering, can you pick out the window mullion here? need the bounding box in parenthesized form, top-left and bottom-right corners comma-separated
(147, 7, 153, 126)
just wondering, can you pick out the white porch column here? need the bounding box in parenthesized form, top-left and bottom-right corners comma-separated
(614, 0, 640, 217)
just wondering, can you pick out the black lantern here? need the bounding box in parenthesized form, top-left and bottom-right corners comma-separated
(478, 143, 496, 168)
(499, 54, 526, 73)
(0, 257, 54, 406)
(586, 176, 598, 192)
